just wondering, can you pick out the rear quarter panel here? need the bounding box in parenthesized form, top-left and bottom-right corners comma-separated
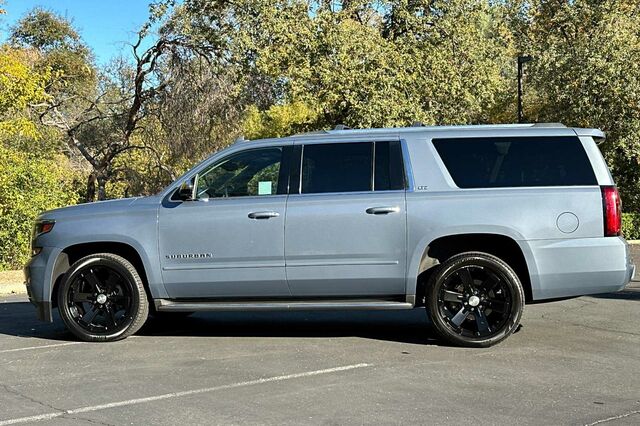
(403, 130, 626, 300)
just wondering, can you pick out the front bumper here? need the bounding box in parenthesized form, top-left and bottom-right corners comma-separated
(24, 246, 63, 322)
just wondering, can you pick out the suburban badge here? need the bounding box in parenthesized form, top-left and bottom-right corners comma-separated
(165, 253, 213, 260)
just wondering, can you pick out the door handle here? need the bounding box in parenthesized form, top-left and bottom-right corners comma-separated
(366, 206, 400, 215)
(248, 211, 280, 219)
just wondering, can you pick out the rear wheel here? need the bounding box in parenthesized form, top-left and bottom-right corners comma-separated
(426, 252, 524, 348)
(58, 253, 149, 342)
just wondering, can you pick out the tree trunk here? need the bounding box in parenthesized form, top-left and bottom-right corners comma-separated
(97, 175, 107, 201)
(86, 173, 96, 203)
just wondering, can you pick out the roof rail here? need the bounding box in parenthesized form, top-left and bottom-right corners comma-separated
(411, 121, 425, 127)
(293, 129, 329, 136)
(333, 124, 351, 130)
(531, 122, 566, 128)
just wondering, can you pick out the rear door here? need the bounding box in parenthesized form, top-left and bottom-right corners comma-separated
(284, 140, 407, 297)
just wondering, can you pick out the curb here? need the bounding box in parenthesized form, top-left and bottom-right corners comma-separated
(0, 283, 26, 296)
(0, 270, 26, 296)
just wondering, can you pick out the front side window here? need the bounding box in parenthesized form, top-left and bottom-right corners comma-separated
(196, 147, 283, 198)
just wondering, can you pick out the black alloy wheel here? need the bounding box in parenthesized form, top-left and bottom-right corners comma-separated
(426, 252, 524, 347)
(58, 253, 149, 342)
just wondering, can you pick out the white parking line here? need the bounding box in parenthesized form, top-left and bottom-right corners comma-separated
(584, 409, 640, 426)
(0, 363, 371, 425)
(0, 342, 83, 354)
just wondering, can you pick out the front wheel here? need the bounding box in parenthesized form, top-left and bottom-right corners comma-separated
(426, 252, 524, 348)
(58, 253, 149, 342)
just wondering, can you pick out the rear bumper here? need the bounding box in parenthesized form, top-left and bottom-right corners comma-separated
(527, 236, 633, 300)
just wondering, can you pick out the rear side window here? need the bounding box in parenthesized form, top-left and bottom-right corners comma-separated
(375, 141, 405, 191)
(432, 136, 597, 188)
(300, 141, 405, 194)
(302, 142, 372, 193)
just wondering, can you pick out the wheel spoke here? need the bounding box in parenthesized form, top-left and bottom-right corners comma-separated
(111, 294, 126, 302)
(457, 268, 475, 293)
(479, 274, 499, 292)
(81, 306, 99, 324)
(84, 271, 102, 292)
(105, 306, 118, 328)
(475, 308, 491, 334)
(450, 307, 471, 327)
(443, 290, 463, 303)
(104, 274, 121, 292)
(72, 293, 93, 303)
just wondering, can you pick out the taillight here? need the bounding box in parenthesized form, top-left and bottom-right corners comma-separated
(601, 186, 621, 237)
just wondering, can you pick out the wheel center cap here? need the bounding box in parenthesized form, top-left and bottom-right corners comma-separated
(468, 295, 480, 307)
(96, 294, 107, 304)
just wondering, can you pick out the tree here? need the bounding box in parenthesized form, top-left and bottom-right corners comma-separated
(0, 46, 49, 141)
(0, 45, 79, 269)
(12, 8, 223, 200)
(506, 0, 640, 210)
(176, 0, 515, 134)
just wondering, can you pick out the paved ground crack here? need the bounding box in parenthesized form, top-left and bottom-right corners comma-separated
(0, 384, 63, 413)
(62, 414, 116, 426)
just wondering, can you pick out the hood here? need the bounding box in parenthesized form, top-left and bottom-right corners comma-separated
(39, 197, 143, 220)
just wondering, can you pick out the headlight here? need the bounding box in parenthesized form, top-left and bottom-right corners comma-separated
(32, 220, 55, 239)
(31, 220, 55, 257)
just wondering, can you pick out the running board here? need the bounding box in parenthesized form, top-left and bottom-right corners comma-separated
(154, 299, 414, 312)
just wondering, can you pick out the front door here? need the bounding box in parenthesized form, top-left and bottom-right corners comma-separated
(285, 140, 407, 297)
(159, 145, 291, 298)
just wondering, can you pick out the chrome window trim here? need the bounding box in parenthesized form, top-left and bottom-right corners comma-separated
(288, 189, 406, 198)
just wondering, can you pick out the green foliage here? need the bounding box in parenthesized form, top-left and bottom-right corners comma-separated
(0, 32, 79, 270)
(507, 0, 640, 210)
(243, 102, 319, 139)
(0, 46, 49, 139)
(0, 145, 78, 270)
(622, 213, 640, 241)
(184, 0, 515, 129)
(10, 8, 96, 97)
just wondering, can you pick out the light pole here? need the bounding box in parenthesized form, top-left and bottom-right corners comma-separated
(517, 55, 533, 123)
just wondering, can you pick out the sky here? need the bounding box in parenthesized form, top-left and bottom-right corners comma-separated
(1, 0, 152, 64)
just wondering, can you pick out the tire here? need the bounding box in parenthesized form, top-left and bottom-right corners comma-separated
(426, 252, 525, 348)
(57, 253, 149, 342)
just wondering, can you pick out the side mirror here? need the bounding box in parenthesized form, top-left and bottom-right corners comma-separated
(177, 180, 195, 201)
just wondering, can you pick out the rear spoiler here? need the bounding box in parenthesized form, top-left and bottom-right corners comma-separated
(574, 128, 606, 145)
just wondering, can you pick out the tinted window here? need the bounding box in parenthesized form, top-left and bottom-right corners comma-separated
(432, 137, 597, 188)
(196, 147, 283, 198)
(301, 143, 372, 193)
(375, 141, 405, 191)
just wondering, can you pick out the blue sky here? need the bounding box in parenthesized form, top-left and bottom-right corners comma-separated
(1, 0, 152, 64)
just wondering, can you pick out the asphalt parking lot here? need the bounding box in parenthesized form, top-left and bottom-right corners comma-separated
(0, 284, 639, 426)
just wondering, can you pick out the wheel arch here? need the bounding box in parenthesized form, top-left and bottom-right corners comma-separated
(51, 240, 159, 309)
(410, 232, 536, 305)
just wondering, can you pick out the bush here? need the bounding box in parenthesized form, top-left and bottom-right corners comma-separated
(0, 145, 78, 270)
(622, 213, 640, 241)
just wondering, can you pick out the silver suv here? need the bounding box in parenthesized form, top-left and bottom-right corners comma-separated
(25, 123, 635, 347)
